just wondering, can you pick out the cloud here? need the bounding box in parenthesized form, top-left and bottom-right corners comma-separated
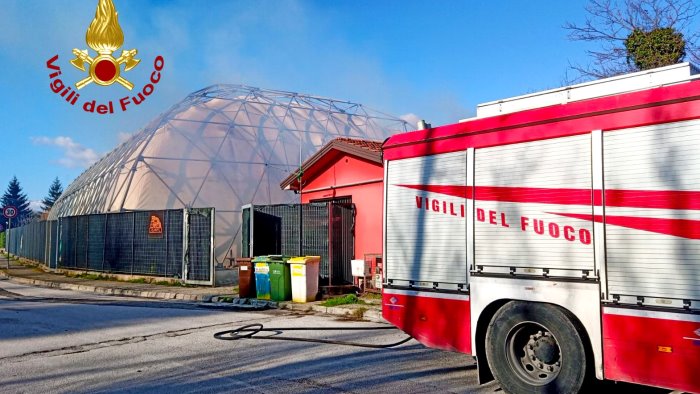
(29, 200, 43, 213)
(399, 113, 421, 129)
(31, 136, 100, 169)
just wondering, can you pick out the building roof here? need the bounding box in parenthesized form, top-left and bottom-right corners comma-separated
(280, 137, 384, 191)
(333, 137, 384, 153)
(48, 84, 407, 264)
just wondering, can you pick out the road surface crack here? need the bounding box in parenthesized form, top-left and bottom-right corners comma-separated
(1, 320, 263, 363)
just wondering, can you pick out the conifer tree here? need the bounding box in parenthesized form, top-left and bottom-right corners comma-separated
(41, 177, 63, 212)
(1, 176, 32, 228)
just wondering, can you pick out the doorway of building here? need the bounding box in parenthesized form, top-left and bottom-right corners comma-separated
(242, 198, 356, 285)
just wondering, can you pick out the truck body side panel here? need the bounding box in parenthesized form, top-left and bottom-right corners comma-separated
(603, 307, 700, 393)
(383, 151, 470, 352)
(383, 288, 471, 353)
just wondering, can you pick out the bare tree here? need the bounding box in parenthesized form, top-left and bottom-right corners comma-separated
(565, 0, 700, 80)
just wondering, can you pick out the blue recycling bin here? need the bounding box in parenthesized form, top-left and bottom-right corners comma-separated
(253, 256, 271, 300)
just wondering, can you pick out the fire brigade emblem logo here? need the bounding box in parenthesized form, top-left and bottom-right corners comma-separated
(148, 212, 164, 239)
(70, 0, 140, 90)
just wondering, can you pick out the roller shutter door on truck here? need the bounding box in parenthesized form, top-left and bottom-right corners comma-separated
(385, 151, 467, 290)
(604, 119, 700, 302)
(474, 134, 595, 276)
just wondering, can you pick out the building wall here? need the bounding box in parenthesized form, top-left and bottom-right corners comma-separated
(300, 154, 384, 258)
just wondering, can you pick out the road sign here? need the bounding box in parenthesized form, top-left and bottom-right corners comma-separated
(3, 206, 17, 219)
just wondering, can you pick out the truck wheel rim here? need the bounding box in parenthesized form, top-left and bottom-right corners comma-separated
(505, 322, 562, 385)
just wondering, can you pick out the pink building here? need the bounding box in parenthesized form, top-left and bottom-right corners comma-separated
(280, 137, 384, 261)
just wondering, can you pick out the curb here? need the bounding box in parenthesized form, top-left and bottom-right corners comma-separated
(279, 301, 386, 324)
(0, 270, 215, 302)
(1, 270, 386, 323)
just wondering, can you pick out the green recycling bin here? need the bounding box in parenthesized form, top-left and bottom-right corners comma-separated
(253, 256, 271, 300)
(269, 257, 292, 301)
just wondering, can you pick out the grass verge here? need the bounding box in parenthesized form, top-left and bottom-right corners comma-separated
(321, 294, 366, 307)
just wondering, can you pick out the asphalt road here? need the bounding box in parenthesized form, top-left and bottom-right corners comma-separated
(0, 279, 499, 394)
(0, 280, 672, 394)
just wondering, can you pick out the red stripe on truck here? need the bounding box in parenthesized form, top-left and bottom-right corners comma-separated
(398, 185, 700, 210)
(605, 189, 700, 210)
(550, 212, 700, 240)
(398, 185, 700, 239)
(398, 184, 472, 199)
(397, 184, 591, 204)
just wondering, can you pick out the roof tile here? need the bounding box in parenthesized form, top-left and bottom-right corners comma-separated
(332, 137, 383, 153)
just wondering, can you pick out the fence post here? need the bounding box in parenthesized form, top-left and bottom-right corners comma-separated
(85, 215, 89, 269)
(56, 219, 61, 269)
(5, 220, 10, 269)
(299, 203, 303, 256)
(164, 210, 168, 278)
(131, 212, 135, 275)
(182, 208, 189, 282)
(328, 203, 333, 287)
(210, 207, 215, 286)
(73, 218, 77, 268)
(102, 214, 107, 272)
(44, 221, 49, 266)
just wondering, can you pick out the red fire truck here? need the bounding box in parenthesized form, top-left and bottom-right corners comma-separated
(382, 63, 700, 393)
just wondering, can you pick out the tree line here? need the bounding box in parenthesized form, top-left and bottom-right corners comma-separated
(1, 176, 63, 231)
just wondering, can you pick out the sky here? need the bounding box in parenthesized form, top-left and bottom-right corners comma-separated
(1, 0, 603, 209)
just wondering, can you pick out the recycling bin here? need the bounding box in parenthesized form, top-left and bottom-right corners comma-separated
(289, 256, 321, 303)
(269, 256, 292, 301)
(235, 257, 255, 298)
(253, 256, 271, 300)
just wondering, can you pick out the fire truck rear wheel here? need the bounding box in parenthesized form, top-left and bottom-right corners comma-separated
(485, 301, 587, 394)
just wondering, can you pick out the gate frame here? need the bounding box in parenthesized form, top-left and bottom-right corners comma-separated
(182, 207, 216, 286)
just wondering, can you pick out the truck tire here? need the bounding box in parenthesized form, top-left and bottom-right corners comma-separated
(485, 301, 587, 394)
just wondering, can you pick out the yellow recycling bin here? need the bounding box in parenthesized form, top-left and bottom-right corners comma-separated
(289, 256, 321, 303)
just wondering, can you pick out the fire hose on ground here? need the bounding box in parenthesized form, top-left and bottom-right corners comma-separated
(214, 323, 413, 348)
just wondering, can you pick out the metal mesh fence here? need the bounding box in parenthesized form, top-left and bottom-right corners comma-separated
(133, 211, 168, 276)
(255, 203, 304, 256)
(244, 202, 355, 284)
(48, 220, 58, 268)
(103, 212, 134, 274)
(88, 215, 105, 271)
(6, 220, 56, 266)
(330, 203, 355, 284)
(59, 217, 72, 269)
(185, 209, 213, 282)
(241, 207, 251, 258)
(301, 204, 330, 278)
(167, 212, 184, 278)
(75, 215, 89, 269)
(7, 208, 213, 284)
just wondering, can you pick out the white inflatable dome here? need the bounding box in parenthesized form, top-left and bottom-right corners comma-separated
(49, 85, 408, 264)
